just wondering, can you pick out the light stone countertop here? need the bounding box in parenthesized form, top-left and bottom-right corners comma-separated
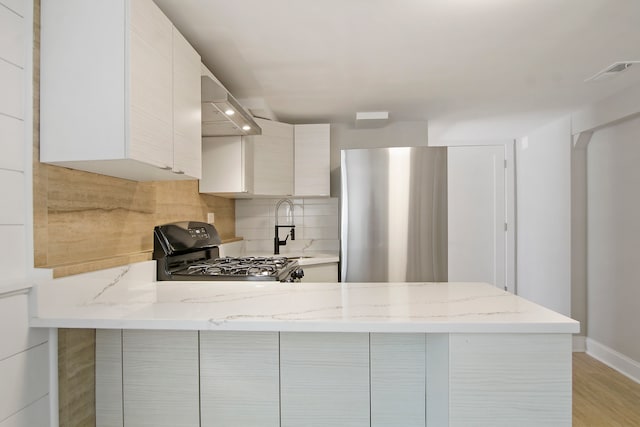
(30, 261, 578, 333)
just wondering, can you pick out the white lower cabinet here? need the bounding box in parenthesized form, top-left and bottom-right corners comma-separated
(370, 334, 426, 427)
(96, 330, 123, 427)
(123, 330, 200, 427)
(280, 332, 370, 427)
(300, 263, 338, 282)
(448, 333, 571, 427)
(199, 331, 279, 427)
(95, 331, 571, 427)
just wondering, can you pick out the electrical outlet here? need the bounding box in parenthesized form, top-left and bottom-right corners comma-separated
(207, 212, 215, 224)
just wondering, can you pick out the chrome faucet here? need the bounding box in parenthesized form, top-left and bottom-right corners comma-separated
(274, 198, 295, 255)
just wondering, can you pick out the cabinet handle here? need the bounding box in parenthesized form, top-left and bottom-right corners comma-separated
(157, 164, 172, 170)
(173, 169, 185, 175)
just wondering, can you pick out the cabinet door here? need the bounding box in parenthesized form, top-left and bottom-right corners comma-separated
(294, 124, 330, 196)
(172, 29, 201, 179)
(96, 330, 123, 427)
(280, 332, 370, 427)
(200, 136, 253, 195)
(300, 263, 338, 282)
(129, 0, 173, 171)
(370, 333, 426, 427)
(449, 334, 571, 426)
(200, 332, 279, 427)
(122, 330, 199, 427)
(252, 118, 294, 196)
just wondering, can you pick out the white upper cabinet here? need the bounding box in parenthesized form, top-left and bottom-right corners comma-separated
(200, 120, 331, 198)
(172, 29, 202, 178)
(200, 118, 294, 197)
(250, 118, 294, 196)
(199, 135, 254, 195)
(40, 0, 201, 181)
(294, 124, 330, 197)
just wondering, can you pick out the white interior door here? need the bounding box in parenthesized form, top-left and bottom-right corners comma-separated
(448, 146, 506, 290)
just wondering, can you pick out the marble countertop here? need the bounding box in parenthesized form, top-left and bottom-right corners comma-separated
(30, 261, 578, 333)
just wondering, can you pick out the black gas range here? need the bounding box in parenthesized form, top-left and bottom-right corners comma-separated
(153, 221, 304, 282)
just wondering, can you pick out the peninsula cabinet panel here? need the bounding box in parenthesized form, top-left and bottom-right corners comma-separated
(122, 330, 199, 427)
(200, 331, 279, 427)
(448, 333, 572, 427)
(370, 333, 426, 427)
(96, 330, 123, 427)
(280, 332, 370, 427)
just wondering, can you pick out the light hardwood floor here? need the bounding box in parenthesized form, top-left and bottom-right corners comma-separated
(574, 353, 640, 426)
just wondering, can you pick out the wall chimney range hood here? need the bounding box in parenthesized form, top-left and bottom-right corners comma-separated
(201, 75, 262, 136)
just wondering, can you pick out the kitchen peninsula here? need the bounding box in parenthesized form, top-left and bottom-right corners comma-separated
(31, 261, 578, 427)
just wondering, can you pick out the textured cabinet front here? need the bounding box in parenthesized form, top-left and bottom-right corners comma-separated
(449, 333, 572, 427)
(370, 333, 426, 427)
(96, 330, 123, 427)
(251, 118, 294, 196)
(172, 28, 201, 179)
(123, 330, 199, 427)
(129, 0, 173, 171)
(200, 332, 279, 427)
(280, 332, 370, 427)
(294, 124, 330, 196)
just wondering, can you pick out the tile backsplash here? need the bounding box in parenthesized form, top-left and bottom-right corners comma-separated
(235, 198, 340, 255)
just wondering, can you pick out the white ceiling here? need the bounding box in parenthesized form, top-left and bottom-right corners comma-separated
(154, 0, 640, 137)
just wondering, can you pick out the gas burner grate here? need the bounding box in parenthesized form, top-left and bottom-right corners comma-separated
(184, 256, 293, 277)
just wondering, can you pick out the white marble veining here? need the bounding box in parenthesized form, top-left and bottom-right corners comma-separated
(30, 261, 578, 333)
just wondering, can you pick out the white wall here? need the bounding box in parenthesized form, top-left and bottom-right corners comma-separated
(515, 116, 572, 317)
(587, 115, 640, 364)
(0, 1, 50, 426)
(235, 198, 339, 255)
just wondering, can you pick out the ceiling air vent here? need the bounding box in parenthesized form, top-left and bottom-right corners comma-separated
(355, 111, 389, 128)
(585, 61, 639, 82)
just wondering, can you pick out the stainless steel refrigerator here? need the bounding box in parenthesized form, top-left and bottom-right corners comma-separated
(340, 146, 447, 282)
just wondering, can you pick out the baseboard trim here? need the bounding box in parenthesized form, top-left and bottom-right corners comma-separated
(572, 335, 586, 352)
(586, 338, 640, 385)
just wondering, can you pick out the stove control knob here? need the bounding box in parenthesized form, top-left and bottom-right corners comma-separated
(291, 268, 305, 280)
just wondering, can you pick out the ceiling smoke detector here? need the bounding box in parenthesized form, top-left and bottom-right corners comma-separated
(585, 61, 640, 82)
